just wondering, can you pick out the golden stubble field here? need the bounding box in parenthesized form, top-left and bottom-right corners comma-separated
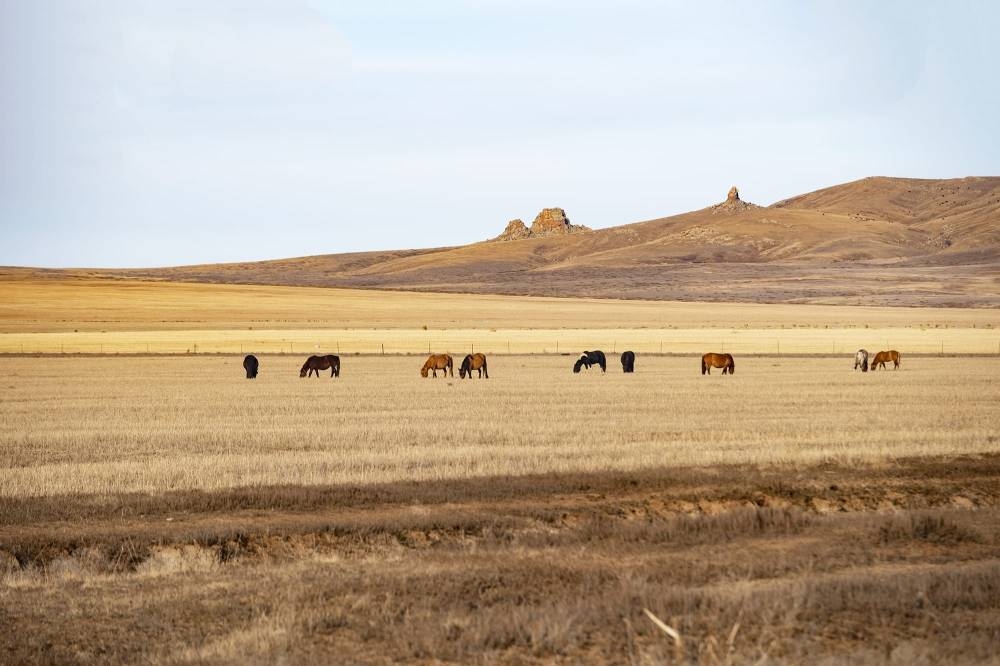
(2, 356, 1000, 664)
(1, 355, 997, 497)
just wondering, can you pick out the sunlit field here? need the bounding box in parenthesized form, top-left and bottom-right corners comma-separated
(1, 278, 997, 354)
(2, 355, 997, 498)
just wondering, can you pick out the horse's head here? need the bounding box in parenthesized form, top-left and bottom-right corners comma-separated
(420, 366, 429, 377)
(299, 368, 307, 377)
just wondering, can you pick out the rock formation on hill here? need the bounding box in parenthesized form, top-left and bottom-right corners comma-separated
(711, 186, 760, 214)
(492, 208, 591, 241)
(495, 219, 531, 241)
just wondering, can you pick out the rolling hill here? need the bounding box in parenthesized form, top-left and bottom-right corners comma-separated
(6, 176, 999, 306)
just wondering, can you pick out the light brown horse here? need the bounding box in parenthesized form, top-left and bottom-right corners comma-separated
(870, 350, 901, 370)
(421, 354, 453, 378)
(701, 352, 735, 375)
(459, 353, 488, 379)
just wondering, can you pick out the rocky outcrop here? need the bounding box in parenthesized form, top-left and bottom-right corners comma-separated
(491, 208, 591, 241)
(711, 186, 760, 214)
(495, 219, 531, 241)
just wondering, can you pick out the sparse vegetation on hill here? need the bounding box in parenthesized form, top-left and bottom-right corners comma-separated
(5, 176, 995, 305)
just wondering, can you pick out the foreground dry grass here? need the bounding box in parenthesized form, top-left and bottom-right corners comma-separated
(2, 459, 1000, 664)
(2, 356, 998, 498)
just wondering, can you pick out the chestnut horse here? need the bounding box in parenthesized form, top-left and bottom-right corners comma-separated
(242, 354, 259, 379)
(421, 354, 453, 378)
(701, 352, 735, 375)
(459, 353, 488, 379)
(870, 350, 901, 371)
(300, 354, 340, 378)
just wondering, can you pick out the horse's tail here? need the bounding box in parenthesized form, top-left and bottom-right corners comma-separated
(728, 355, 735, 374)
(448, 356, 454, 377)
(701, 356, 707, 375)
(482, 357, 488, 378)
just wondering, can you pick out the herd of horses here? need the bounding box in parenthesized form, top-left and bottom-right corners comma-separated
(241, 348, 903, 379)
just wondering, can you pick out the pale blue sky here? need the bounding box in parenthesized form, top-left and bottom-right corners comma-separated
(2, 1, 997, 268)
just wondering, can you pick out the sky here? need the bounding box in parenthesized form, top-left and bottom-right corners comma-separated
(2, 1, 998, 268)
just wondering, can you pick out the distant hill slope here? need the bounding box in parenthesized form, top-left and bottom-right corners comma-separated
(6, 177, 999, 306)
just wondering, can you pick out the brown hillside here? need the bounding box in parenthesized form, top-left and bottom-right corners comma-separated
(7, 177, 998, 306)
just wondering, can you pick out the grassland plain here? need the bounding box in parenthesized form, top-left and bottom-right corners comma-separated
(1, 278, 997, 354)
(1, 355, 998, 497)
(2, 357, 1000, 663)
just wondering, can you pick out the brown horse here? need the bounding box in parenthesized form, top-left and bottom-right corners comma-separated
(870, 350, 901, 370)
(421, 354, 453, 378)
(300, 354, 340, 378)
(459, 353, 488, 379)
(701, 352, 735, 375)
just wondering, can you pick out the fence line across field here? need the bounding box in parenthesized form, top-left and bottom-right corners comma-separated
(1, 328, 998, 355)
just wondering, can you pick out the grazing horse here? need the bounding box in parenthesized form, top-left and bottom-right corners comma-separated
(620, 351, 635, 373)
(870, 350, 901, 371)
(300, 354, 340, 378)
(242, 354, 259, 379)
(573, 350, 607, 373)
(854, 349, 869, 372)
(421, 354, 453, 378)
(701, 352, 735, 375)
(459, 353, 488, 379)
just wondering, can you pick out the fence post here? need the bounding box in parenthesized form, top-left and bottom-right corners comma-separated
(381, 343, 384, 356)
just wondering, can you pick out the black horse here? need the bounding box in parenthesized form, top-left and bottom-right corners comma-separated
(242, 354, 259, 379)
(620, 351, 635, 373)
(573, 350, 607, 373)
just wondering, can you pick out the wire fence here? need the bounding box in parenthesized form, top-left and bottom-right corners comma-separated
(2, 331, 998, 356)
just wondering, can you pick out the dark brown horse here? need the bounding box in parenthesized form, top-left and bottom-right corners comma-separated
(870, 350, 901, 370)
(620, 351, 635, 373)
(242, 354, 259, 379)
(701, 352, 735, 375)
(300, 354, 340, 378)
(459, 353, 488, 379)
(421, 354, 453, 378)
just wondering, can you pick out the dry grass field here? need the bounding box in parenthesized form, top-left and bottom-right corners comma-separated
(1, 355, 998, 497)
(2, 274, 1000, 663)
(1, 355, 999, 663)
(1, 278, 997, 354)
